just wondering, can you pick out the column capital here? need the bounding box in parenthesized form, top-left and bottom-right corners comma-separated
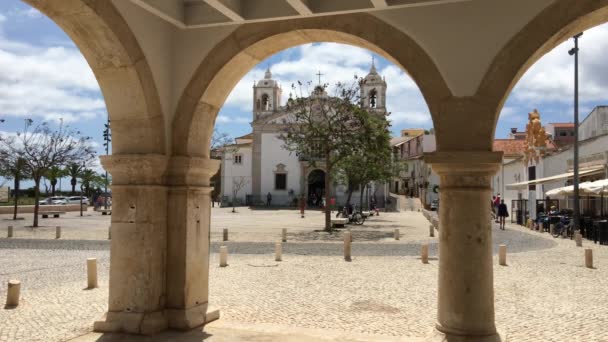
(425, 151, 502, 188)
(100, 154, 168, 185)
(167, 156, 220, 187)
(425, 151, 502, 174)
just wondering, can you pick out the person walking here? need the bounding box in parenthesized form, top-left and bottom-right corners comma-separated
(266, 192, 272, 207)
(493, 194, 501, 223)
(497, 199, 509, 230)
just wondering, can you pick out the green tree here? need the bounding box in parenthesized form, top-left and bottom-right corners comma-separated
(336, 110, 393, 210)
(0, 153, 30, 220)
(279, 79, 369, 231)
(44, 166, 68, 196)
(78, 169, 105, 197)
(67, 163, 84, 195)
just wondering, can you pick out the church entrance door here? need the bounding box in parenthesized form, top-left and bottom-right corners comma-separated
(308, 169, 326, 207)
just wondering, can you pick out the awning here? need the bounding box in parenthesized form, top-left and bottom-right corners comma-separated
(544, 182, 595, 197)
(506, 166, 604, 190)
(580, 179, 608, 195)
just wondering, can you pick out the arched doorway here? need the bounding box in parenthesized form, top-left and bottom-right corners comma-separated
(307, 169, 325, 207)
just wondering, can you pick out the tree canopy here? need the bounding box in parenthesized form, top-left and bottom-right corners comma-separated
(0, 120, 96, 227)
(279, 78, 391, 230)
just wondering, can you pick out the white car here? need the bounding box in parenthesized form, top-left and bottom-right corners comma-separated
(67, 196, 90, 206)
(39, 196, 68, 205)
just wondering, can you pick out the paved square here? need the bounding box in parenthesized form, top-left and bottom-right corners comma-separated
(0, 208, 607, 341)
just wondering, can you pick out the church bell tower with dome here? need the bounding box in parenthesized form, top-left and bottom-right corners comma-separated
(253, 67, 282, 120)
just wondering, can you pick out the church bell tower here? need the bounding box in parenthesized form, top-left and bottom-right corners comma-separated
(361, 58, 387, 114)
(253, 67, 282, 120)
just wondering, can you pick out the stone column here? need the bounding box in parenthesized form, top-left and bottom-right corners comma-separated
(94, 154, 169, 335)
(426, 151, 502, 342)
(164, 157, 220, 330)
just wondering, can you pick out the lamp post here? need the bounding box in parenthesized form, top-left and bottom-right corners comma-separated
(102, 118, 111, 209)
(80, 164, 85, 217)
(568, 32, 583, 234)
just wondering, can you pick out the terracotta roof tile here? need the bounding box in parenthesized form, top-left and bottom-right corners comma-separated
(493, 138, 557, 156)
(548, 123, 574, 128)
(493, 139, 526, 155)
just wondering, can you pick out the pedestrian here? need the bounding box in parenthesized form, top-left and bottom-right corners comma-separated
(497, 199, 509, 230)
(266, 192, 272, 206)
(493, 194, 501, 223)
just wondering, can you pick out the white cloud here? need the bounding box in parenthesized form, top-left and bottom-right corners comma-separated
(509, 23, 608, 104)
(216, 115, 250, 124)
(221, 43, 432, 130)
(0, 17, 103, 123)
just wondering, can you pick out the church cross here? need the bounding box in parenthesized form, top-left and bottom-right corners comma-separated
(316, 70, 324, 85)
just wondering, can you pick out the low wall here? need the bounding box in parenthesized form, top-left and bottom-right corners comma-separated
(0, 204, 83, 215)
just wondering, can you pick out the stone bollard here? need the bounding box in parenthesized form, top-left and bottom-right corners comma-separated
(6, 280, 21, 307)
(575, 232, 583, 247)
(344, 231, 352, 262)
(7, 225, 13, 238)
(421, 244, 429, 264)
(394, 228, 400, 240)
(549, 224, 555, 235)
(585, 249, 593, 269)
(55, 226, 61, 239)
(223, 228, 228, 242)
(220, 246, 228, 267)
(282, 228, 287, 243)
(498, 245, 507, 266)
(275, 242, 282, 262)
(429, 225, 435, 237)
(87, 258, 98, 289)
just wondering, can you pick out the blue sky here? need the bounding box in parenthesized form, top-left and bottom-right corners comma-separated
(2, 0, 608, 189)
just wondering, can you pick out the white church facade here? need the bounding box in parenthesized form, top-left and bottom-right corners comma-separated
(220, 63, 389, 207)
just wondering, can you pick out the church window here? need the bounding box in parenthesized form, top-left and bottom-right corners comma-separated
(369, 89, 378, 108)
(275, 173, 287, 190)
(261, 94, 270, 110)
(233, 154, 242, 164)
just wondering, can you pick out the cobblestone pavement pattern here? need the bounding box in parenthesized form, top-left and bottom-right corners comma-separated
(1, 208, 607, 341)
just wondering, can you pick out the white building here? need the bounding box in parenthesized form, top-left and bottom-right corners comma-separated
(391, 130, 439, 207)
(504, 107, 608, 222)
(221, 63, 389, 207)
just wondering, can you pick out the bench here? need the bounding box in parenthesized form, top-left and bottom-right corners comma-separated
(42, 211, 66, 218)
(331, 217, 348, 228)
(98, 209, 112, 216)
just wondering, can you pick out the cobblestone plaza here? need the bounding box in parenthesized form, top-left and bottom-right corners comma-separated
(1, 208, 607, 341)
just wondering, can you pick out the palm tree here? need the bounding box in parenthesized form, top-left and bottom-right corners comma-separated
(45, 166, 67, 196)
(66, 163, 83, 195)
(0, 157, 30, 220)
(79, 169, 104, 197)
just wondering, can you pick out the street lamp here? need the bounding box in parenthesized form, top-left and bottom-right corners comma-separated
(80, 162, 86, 217)
(568, 32, 583, 234)
(102, 118, 111, 209)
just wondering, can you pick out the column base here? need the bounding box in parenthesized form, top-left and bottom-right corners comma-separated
(428, 326, 506, 342)
(165, 302, 220, 330)
(93, 310, 168, 335)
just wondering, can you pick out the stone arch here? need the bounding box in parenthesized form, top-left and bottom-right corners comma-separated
(24, 0, 166, 155)
(477, 0, 608, 135)
(172, 12, 451, 157)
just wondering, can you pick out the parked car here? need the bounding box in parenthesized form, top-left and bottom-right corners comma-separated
(39, 196, 68, 205)
(430, 199, 439, 211)
(68, 196, 90, 206)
